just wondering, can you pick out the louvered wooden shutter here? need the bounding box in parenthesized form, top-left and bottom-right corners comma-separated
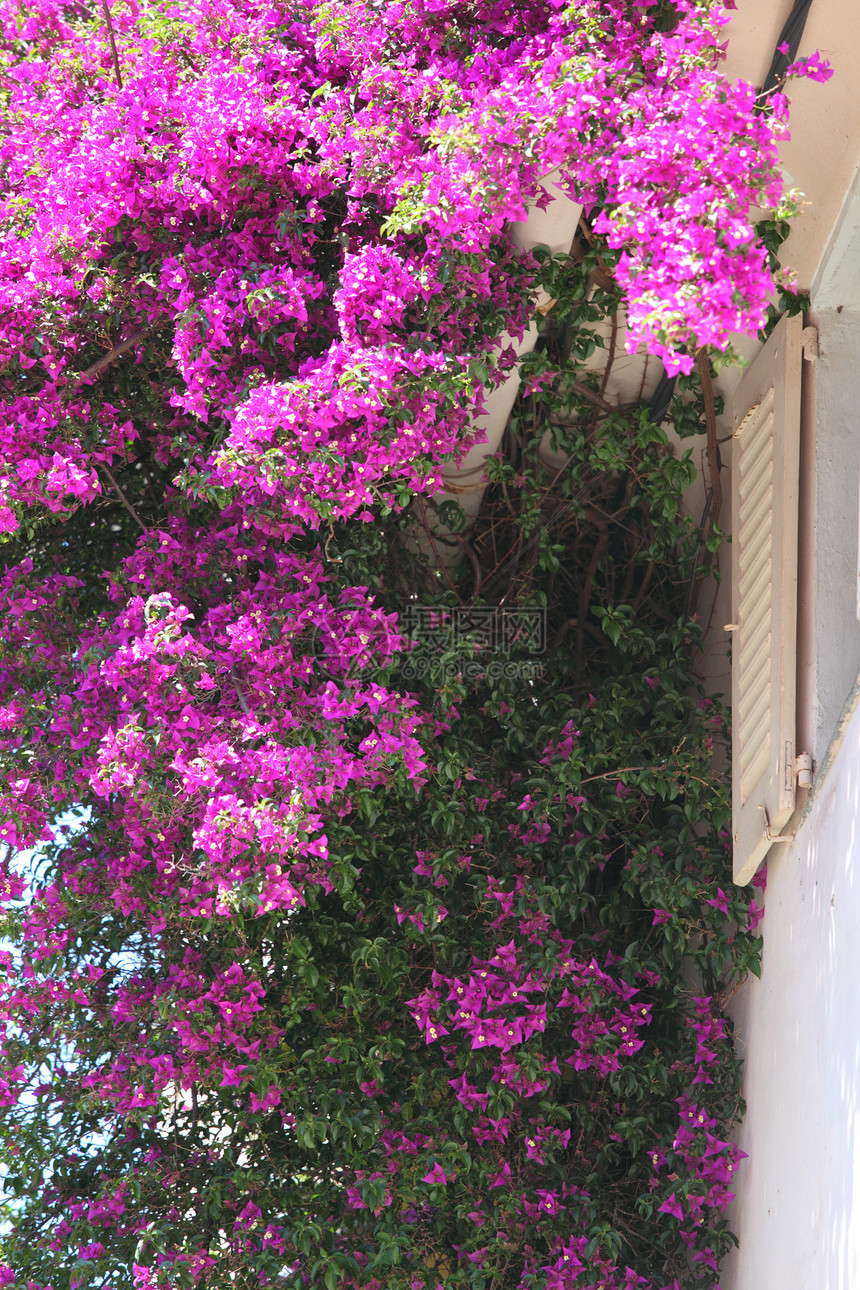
(731, 312, 802, 884)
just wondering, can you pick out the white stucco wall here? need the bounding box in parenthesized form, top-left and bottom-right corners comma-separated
(723, 677, 860, 1290)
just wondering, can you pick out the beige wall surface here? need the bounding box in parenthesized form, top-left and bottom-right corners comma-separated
(722, 0, 860, 296)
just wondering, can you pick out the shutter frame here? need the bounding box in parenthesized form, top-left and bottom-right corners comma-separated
(731, 313, 802, 884)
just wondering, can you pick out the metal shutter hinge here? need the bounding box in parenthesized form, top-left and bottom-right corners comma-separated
(795, 751, 814, 787)
(762, 754, 814, 845)
(802, 326, 818, 362)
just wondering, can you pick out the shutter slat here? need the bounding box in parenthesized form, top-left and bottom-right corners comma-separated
(738, 392, 775, 463)
(740, 567, 773, 634)
(740, 451, 775, 524)
(740, 700, 771, 762)
(739, 659, 772, 737)
(739, 494, 775, 571)
(742, 428, 773, 497)
(741, 473, 775, 536)
(738, 633, 773, 720)
(739, 705, 772, 797)
(742, 541, 773, 606)
(740, 737, 771, 801)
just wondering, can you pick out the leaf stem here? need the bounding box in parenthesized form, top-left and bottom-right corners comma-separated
(97, 461, 145, 532)
(101, 0, 123, 90)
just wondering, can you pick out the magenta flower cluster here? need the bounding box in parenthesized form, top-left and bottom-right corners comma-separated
(0, 0, 831, 539)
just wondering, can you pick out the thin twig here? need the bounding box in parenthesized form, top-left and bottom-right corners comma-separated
(599, 309, 618, 400)
(684, 349, 723, 619)
(580, 765, 663, 785)
(685, 486, 715, 620)
(571, 379, 620, 415)
(577, 523, 608, 674)
(577, 213, 619, 291)
(78, 326, 152, 385)
(415, 495, 464, 605)
(101, 0, 123, 90)
(21, 325, 155, 396)
(231, 675, 251, 716)
(97, 461, 145, 532)
(452, 533, 483, 600)
(696, 349, 722, 537)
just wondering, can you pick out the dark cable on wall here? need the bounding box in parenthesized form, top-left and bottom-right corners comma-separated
(758, 0, 814, 107)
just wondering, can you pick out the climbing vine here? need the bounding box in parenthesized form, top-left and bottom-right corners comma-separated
(0, 1, 825, 1287)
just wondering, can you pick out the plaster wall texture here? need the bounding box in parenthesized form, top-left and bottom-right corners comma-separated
(722, 676, 860, 1290)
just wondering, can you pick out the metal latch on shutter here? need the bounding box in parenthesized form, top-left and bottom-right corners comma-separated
(764, 809, 791, 843)
(763, 753, 814, 843)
